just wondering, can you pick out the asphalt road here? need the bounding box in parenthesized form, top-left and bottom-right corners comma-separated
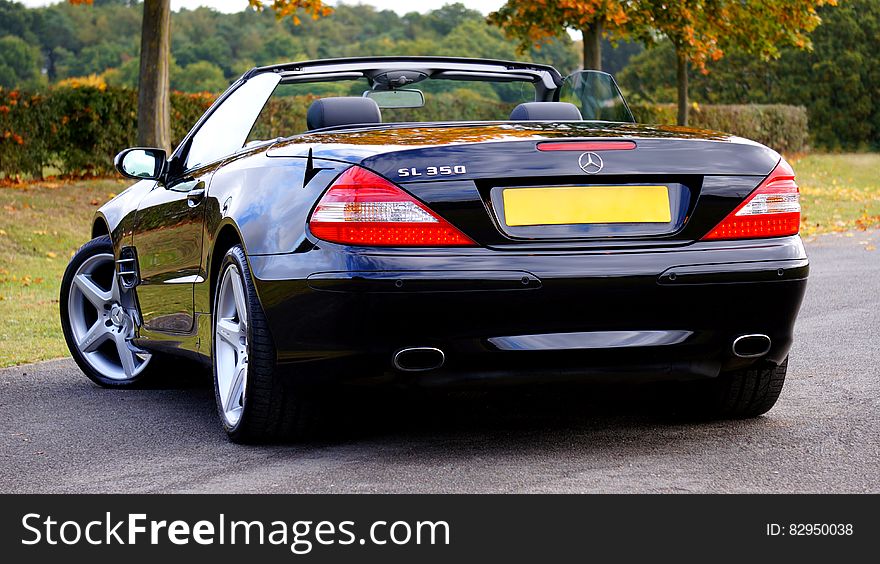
(1, 233, 878, 493)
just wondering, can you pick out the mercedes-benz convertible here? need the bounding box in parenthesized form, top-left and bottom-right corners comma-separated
(60, 57, 808, 442)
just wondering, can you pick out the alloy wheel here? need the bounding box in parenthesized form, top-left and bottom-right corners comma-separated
(215, 264, 249, 426)
(67, 252, 151, 380)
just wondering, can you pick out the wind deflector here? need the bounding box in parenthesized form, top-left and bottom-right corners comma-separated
(560, 71, 635, 123)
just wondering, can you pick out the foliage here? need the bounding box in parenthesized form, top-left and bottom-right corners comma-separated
(0, 85, 214, 178)
(173, 61, 227, 94)
(489, 0, 646, 69)
(0, 1, 579, 92)
(0, 89, 53, 177)
(490, 0, 835, 125)
(55, 73, 106, 89)
(630, 102, 809, 153)
(245, 0, 333, 25)
(601, 37, 642, 76)
(0, 34, 45, 89)
(634, 1, 832, 74)
(620, 1, 879, 149)
(489, 0, 639, 47)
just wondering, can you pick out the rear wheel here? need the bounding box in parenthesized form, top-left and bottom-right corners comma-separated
(212, 245, 314, 443)
(685, 357, 788, 418)
(60, 235, 154, 387)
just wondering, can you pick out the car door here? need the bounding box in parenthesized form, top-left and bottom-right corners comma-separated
(132, 169, 213, 333)
(132, 72, 282, 334)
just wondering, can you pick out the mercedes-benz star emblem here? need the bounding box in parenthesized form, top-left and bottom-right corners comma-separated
(578, 152, 604, 174)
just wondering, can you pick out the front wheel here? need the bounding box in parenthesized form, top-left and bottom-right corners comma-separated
(212, 245, 314, 443)
(60, 235, 154, 387)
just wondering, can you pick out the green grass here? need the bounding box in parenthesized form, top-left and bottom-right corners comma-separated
(0, 178, 129, 367)
(1, 153, 879, 367)
(790, 153, 880, 238)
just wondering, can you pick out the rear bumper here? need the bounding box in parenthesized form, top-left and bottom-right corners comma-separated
(248, 236, 808, 386)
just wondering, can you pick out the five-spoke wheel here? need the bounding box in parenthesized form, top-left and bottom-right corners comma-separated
(214, 263, 249, 426)
(211, 245, 313, 443)
(61, 236, 152, 386)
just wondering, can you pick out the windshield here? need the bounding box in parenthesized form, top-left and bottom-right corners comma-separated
(247, 76, 537, 144)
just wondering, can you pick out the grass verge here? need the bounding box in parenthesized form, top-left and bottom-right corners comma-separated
(0, 178, 129, 366)
(791, 153, 880, 239)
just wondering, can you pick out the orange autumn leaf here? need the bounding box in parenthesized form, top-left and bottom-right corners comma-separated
(489, 1, 646, 53)
(490, 1, 837, 73)
(70, 0, 333, 23)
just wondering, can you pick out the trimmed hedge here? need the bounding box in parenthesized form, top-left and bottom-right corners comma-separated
(0, 86, 214, 178)
(1, 86, 809, 179)
(630, 103, 809, 153)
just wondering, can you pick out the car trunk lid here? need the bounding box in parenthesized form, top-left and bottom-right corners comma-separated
(268, 122, 780, 247)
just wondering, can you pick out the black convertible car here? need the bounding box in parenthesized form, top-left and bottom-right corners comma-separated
(60, 57, 808, 442)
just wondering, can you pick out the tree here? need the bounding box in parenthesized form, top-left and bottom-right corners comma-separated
(0, 34, 44, 89)
(619, 0, 878, 149)
(488, 0, 645, 71)
(637, 0, 836, 126)
(173, 61, 227, 93)
(69, 0, 332, 152)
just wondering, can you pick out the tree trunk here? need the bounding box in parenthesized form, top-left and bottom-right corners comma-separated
(676, 50, 688, 126)
(137, 0, 171, 152)
(582, 22, 602, 70)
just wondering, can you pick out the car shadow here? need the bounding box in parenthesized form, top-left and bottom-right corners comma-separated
(312, 382, 716, 443)
(130, 365, 733, 448)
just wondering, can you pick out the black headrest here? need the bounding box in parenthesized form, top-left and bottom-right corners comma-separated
(509, 102, 583, 121)
(307, 97, 382, 130)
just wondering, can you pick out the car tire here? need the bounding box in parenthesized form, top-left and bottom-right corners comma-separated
(212, 244, 314, 443)
(60, 235, 161, 387)
(684, 357, 788, 419)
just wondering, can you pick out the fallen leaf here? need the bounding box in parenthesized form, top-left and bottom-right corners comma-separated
(89, 199, 99, 205)
(45, 251, 56, 258)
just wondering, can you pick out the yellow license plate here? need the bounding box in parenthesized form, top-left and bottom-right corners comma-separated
(502, 185, 671, 226)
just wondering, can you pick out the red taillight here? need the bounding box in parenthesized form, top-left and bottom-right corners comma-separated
(308, 166, 476, 247)
(702, 159, 800, 240)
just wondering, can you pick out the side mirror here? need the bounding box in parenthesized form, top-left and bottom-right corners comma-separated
(114, 147, 166, 180)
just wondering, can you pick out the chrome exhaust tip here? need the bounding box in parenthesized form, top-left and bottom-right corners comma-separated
(393, 347, 445, 372)
(732, 334, 772, 358)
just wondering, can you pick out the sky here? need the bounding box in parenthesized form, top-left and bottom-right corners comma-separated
(16, 0, 507, 15)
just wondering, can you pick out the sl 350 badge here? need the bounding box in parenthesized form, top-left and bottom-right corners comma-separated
(398, 165, 467, 178)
